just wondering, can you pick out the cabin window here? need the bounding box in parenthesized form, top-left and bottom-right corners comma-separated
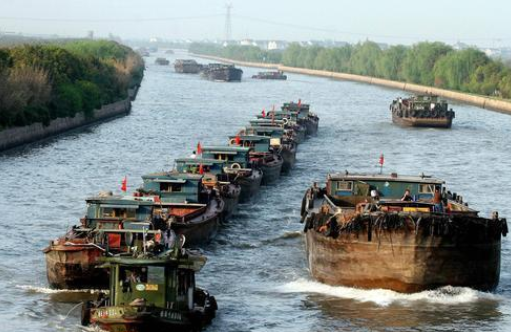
(160, 183, 183, 192)
(121, 267, 148, 286)
(216, 154, 233, 161)
(336, 181, 353, 191)
(177, 270, 189, 296)
(101, 207, 136, 219)
(147, 266, 165, 284)
(419, 184, 434, 194)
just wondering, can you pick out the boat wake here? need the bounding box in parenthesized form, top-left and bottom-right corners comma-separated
(278, 279, 500, 306)
(16, 285, 105, 294)
(262, 231, 302, 244)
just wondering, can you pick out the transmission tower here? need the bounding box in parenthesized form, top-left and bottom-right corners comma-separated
(224, 3, 232, 43)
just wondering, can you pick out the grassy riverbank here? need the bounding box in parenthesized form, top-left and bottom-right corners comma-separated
(189, 42, 511, 100)
(0, 40, 144, 131)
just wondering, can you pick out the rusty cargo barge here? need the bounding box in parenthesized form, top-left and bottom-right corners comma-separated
(301, 172, 508, 293)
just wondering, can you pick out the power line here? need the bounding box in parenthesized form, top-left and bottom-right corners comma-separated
(0, 14, 224, 23)
(232, 14, 510, 42)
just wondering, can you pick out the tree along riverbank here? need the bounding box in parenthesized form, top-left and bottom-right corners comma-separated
(0, 40, 144, 131)
(189, 42, 511, 100)
(0, 40, 145, 151)
(193, 53, 511, 115)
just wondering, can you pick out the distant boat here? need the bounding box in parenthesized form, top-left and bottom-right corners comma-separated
(165, 49, 175, 54)
(174, 59, 203, 74)
(155, 57, 170, 65)
(252, 70, 287, 80)
(391, 95, 455, 128)
(201, 63, 243, 82)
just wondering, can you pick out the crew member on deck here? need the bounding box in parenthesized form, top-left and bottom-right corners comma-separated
(433, 186, 443, 212)
(401, 189, 413, 201)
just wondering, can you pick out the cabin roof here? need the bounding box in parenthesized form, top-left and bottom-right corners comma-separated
(246, 126, 284, 132)
(202, 145, 250, 153)
(86, 195, 157, 205)
(228, 135, 270, 142)
(175, 157, 227, 165)
(101, 251, 206, 270)
(142, 171, 203, 181)
(328, 172, 445, 184)
(249, 119, 285, 124)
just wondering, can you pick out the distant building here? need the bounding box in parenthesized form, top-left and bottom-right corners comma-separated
(483, 48, 501, 57)
(240, 39, 257, 46)
(87, 30, 94, 39)
(267, 40, 287, 50)
(453, 42, 471, 51)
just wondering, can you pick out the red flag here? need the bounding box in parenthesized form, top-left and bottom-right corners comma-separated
(262, 109, 266, 118)
(235, 135, 241, 145)
(121, 176, 127, 192)
(298, 99, 302, 106)
(197, 142, 202, 155)
(199, 164, 204, 174)
(379, 154, 385, 166)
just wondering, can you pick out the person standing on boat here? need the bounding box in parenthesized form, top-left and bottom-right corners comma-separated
(433, 186, 443, 212)
(370, 189, 380, 202)
(401, 189, 413, 201)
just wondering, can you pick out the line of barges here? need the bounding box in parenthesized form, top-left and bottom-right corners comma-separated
(43, 100, 319, 331)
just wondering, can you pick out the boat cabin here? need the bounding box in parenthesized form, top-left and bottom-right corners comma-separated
(228, 135, 272, 153)
(282, 102, 310, 119)
(97, 251, 206, 320)
(396, 95, 449, 111)
(142, 172, 203, 204)
(244, 126, 284, 138)
(175, 158, 226, 176)
(326, 173, 445, 208)
(201, 145, 251, 168)
(249, 119, 286, 127)
(256, 110, 298, 121)
(85, 196, 155, 224)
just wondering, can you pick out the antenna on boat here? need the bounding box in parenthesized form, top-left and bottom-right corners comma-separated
(142, 225, 147, 255)
(224, 3, 232, 43)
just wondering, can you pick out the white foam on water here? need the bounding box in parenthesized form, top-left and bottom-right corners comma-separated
(16, 285, 105, 294)
(278, 278, 500, 307)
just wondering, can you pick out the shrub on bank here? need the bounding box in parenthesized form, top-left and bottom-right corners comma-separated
(0, 40, 144, 131)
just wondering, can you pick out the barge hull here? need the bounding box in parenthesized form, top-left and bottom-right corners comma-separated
(260, 161, 283, 185)
(392, 115, 453, 128)
(44, 246, 107, 289)
(305, 227, 501, 292)
(235, 170, 263, 203)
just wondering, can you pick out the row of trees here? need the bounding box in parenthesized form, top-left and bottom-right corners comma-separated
(0, 40, 144, 130)
(189, 43, 283, 64)
(190, 41, 511, 99)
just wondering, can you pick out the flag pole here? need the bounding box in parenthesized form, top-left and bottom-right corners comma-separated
(379, 154, 384, 174)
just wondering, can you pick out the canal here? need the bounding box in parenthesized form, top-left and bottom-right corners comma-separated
(0, 50, 510, 331)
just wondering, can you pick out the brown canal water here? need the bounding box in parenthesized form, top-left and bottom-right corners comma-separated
(0, 51, 510, 332)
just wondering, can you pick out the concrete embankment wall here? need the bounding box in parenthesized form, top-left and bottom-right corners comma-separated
(195, 54, 511, 115)
(0, 86, 139, 152)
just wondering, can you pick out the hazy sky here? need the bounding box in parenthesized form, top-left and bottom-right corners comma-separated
(0, 0, 509, 47)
